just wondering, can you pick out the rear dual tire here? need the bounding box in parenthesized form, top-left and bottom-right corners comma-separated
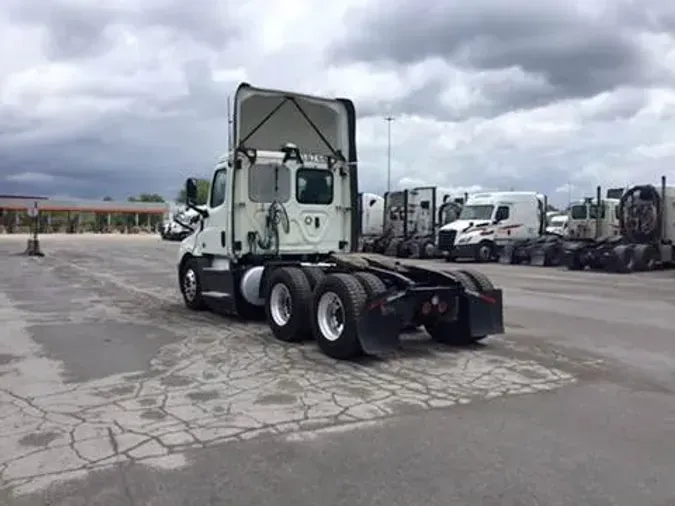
(424, 268, 492, 346)
(265, 267, 314, 342)
(264, 268, 370, 359)
(312, 274, 368, 360)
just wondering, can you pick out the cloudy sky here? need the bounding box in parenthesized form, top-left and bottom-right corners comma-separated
(1, 0, 675, 206)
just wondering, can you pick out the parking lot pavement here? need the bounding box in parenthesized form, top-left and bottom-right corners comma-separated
(0, 235, 674, 505)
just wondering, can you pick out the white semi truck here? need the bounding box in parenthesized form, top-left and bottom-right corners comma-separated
(564, 177, 675, 272)
(527, 192, 621, 267)
(175, 83, 505, 359)
(357, 192, 385, 250)
(363, 186, 463, 258)
(437, 191, 545, 262)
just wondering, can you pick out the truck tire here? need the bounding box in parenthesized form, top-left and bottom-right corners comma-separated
(398, 240, 412, 258)
(425, 270, 486, 346)
(421, 240, 437, 259)
(301, 266, 325, 289)
(632, 244, 658, 271)
(611, 245, 634, 273)
(456, 268, 495, 291)
(311, 273, 367, 360)
(180, 258, 207, 310)
(265, 267, 313, 342)
(545, 243, 564, 267)
(353, 271, 387, 297)
(407, 240, 421, 259)
(475, 240, 494, 263)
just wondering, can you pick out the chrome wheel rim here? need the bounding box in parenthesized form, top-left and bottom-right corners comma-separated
(183, 269, 198, 301)
(317, 291, 344, 342)
(269, 283, 292, 326)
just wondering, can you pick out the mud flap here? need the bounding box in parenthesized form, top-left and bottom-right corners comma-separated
(466, 289, 504, 337)
(357, 287, 459, 355)
(499, 244, 516, 264)
(356, 290, 405, 355)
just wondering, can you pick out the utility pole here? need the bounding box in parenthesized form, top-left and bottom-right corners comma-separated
(385, 116, 394, 193)
(227, 95, 233, 150)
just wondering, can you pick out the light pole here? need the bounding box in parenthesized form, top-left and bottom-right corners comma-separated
(385, 116, 394, 193)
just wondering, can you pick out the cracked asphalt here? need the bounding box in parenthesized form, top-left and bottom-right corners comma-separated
(0, 234, 674, 505)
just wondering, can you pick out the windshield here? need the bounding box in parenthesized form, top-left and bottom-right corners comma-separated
(459, 205, 494, 220)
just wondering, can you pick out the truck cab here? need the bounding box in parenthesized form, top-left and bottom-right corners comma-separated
(566, 198, 620, 239)
(437, 191, 544, 262)
(181, 85, 356, 261)
(546, 214, 569, 236)
(176, 83, 504, 360)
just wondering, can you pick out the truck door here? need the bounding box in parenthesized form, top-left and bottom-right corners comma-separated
(493, 205, 514, 241)
(199, 168, 230, 256)
(290, 165, 347, 251)
(589, 203, 605, 238)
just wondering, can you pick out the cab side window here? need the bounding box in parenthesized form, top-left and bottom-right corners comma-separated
(210, 169, 227, 207)
(495, 205, 510, 222)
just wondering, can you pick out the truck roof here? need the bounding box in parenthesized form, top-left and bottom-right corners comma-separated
(233, 83, 353, 160)
(468, 191, 540, 202)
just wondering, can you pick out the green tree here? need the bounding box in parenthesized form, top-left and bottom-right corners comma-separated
(176, 179, 210, 206)
(130, 193, 165, 203)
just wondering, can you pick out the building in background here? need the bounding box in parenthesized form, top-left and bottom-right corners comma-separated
(0, 195, 169, 234)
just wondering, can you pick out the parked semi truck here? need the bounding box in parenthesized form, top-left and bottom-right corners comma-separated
(176, 83, 504, 360)
(363, 186, 455, 258)
(381, 186, 442, 258)
(564, 177, 675, 272)
(527, 189, 621, 267)
(437, 191, 545, 263)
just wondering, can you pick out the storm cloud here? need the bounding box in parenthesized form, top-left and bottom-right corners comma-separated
(1, 0, 675, 204)
(332, 0, 674, 119)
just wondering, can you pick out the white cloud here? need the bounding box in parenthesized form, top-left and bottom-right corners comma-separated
(0, 0, 675, 208)
(5, 172, 56, 183)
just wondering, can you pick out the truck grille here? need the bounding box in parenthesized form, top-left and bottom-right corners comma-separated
(437, 230, 456, 251)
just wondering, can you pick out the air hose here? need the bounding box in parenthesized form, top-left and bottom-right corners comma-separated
(248, 201, 290, 256)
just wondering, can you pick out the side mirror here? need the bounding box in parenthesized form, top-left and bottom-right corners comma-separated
(186, 178, 198, 204)
(184, 178, 209, 218)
